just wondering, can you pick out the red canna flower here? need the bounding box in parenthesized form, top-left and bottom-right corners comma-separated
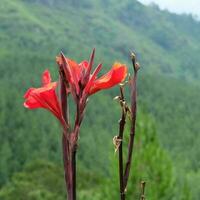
(56, 54, 93, 97)
(24, 70, 64, 125)
(87, 62, 127, 95)
(56, 49, 127, 98)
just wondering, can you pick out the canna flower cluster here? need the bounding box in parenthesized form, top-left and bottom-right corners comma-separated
(24, 49, 127, 127)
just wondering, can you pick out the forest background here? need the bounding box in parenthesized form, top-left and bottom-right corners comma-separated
(0, 0, 200, 199)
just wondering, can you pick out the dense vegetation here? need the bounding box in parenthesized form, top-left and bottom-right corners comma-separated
(0, 114, 182, 199)
(0, 0, 199, 199)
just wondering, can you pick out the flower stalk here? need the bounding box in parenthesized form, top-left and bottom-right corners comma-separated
(118, 86, 127, 200)
(123, 52, 139, 188)
(59, 67, 74, 199)
(115, 52, 140, 200)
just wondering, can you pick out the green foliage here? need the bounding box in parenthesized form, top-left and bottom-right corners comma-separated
(0, 160, 66, 200)
(0, 113, 182, 200)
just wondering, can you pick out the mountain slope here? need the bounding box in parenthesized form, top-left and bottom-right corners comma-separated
(1, 0, 200, 82)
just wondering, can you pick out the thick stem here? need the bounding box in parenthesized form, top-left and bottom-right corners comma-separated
(68, 151, 74, 200)
(118, 87, 127, 200)
(123, 93, 137, 188)
(71, 99, 85, 200)
(60, 72, 73, 200)
(119, 120, 125, 200)
(123, 53, 139, 189)
(72, 147, 77, 200)
(62, 134, 71, 199)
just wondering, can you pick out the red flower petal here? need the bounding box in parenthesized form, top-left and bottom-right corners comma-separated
(82, 49, 95, 85)
(42, 70, 52, 86)
(84, 63, 102, 94)
(79, 60, 89, 70)
(89, 63, 127, 94)
(24, 88, 35, 98)
(67, 58, 81, 82)
(24, 91, 43, 109)
(24, 71, 63, 124)
(38, 88, 62, 119)
(57, 55, 80, 95)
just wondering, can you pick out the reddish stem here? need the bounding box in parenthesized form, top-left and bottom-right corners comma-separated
(60, 70, 74, 200)
(123, 53, 139, 189)
(118, 87, 127, 200)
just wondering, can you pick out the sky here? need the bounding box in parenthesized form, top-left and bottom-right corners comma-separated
(138, 0, 200, 17)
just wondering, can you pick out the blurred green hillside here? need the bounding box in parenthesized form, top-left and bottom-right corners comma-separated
(0, 0, 200, 199)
